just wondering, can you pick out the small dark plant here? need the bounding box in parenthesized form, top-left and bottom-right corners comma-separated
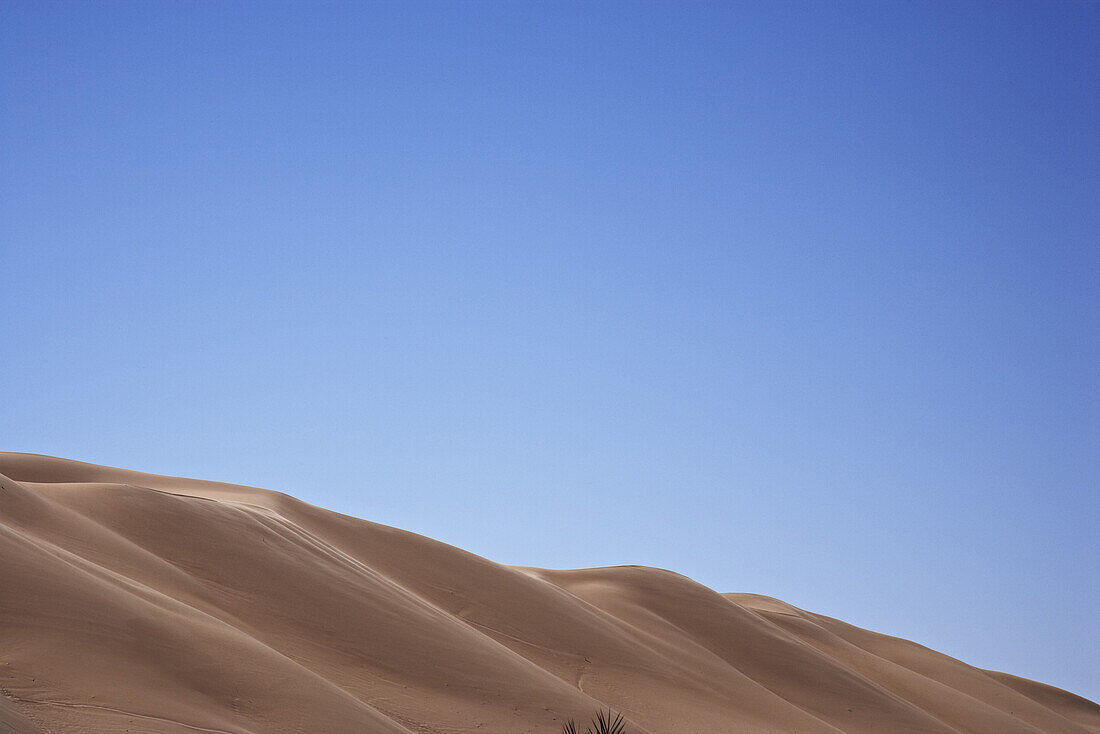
(561, 709, 626, 734)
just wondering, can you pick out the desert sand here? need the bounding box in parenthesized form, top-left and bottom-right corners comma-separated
(0, 453, 1096, 734)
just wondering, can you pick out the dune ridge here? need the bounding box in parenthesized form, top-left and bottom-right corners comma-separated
(0, 453, 1095, 734)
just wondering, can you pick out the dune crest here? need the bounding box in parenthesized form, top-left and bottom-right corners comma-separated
(0, 453, 1096, 734)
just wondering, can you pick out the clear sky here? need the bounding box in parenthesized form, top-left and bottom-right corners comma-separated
(2, 0, 1097, 703)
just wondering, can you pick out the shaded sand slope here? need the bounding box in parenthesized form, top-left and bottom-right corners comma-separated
(0, 454, 1095, 734)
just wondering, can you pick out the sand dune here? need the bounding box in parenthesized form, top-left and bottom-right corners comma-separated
(0, 453, 1095, 734)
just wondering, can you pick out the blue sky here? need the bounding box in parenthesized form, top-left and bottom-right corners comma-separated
(2, 1, 1097, 702)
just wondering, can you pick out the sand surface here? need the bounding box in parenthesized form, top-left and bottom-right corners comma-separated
(0, 453, 1096, 734)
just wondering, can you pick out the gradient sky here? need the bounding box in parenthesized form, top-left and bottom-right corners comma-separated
(2, 0, 1098, 703)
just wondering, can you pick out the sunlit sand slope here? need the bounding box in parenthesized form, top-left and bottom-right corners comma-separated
(1, 453, 1096, 734)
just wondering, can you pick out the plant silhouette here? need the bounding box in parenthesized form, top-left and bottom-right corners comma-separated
(561, 709, 626, 734)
